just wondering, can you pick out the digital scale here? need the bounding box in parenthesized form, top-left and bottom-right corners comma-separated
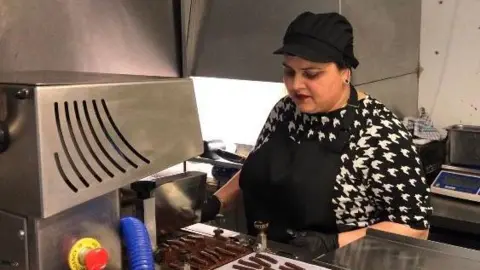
(431, 165, 480, 203)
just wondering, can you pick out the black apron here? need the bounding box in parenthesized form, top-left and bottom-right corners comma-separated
(239, 87, 359, 243)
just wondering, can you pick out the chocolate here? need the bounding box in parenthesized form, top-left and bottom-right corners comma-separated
(191, 255, 208, 265)
(170, 245, 181, 251)
(157, 233, 252, 270)
(285, 262, 305, 270)
(167, 239, 187, 247)
(248, 256, 271, 268)
(238, 259, 262, 269)
(180, 237, 197, 245)
(168, 262, 183, 270)
(186, 234, 204, 240)
(215, 247, 236, 256)
(200, 250, 220, 263)
(255, 253, 278, 264)
(233, 265, 257, 270)
(225, 243, 245, 252)
(204, 248, 222, 260)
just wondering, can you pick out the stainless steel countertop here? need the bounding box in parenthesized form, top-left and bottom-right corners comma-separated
(209, 227, 480, 270)
(314, 229, 480, 270)
(430, 194, 480, 235)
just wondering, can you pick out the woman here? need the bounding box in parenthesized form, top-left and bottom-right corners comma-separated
(202, 12, 432, 255)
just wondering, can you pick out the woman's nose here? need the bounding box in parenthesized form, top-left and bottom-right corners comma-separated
(291, 75, 306, 91)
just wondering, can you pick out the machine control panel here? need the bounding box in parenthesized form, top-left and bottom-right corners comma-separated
(68, 238, 109, 270)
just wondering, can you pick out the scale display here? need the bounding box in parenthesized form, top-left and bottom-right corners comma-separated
(431, 170, 480, 203)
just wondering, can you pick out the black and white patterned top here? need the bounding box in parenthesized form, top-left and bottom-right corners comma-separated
(253, 95, 433, 230)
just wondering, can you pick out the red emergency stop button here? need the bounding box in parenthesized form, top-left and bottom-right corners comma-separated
(84, 248, 109, 270)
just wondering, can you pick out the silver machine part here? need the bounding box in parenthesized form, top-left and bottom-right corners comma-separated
(154, 171, 207, 237)
(0, 71, 204, 270)
(132, 171, 208, 250)
(446, 124, 480, 168)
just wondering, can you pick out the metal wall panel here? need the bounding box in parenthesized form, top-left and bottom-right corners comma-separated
(189, 0, 339, 82)
(341, 0, 421, 85)
(0, 0, 180, 76)
(0, 211, 27, 269)
(357, 73, 419, 118)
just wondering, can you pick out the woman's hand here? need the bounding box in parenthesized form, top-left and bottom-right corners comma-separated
(200, 195, 222, 222)
(201, 171, 242, 222)
(289, 231, 339, 255)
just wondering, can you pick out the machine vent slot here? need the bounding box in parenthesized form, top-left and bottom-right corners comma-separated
(92, 100, 138, 168)
(101, 99, 150, 164)
(65, 102, 103, 183)
(54, 102, 90, 189)
(83, 101, 126, 173)
(74, 101, 114, 178)
(54, 153, 78, 192)
(54, 99, 151, 191)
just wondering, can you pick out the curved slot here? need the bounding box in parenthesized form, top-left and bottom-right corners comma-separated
(54, 153, 78, 192)
(54, 102, 89, 188)
(65, 102, 103, 183)
(83, 101, 126, 173)
(101, 99, 150, 164)
(74, 101, 114, 178)
(92, 100, 138, 168)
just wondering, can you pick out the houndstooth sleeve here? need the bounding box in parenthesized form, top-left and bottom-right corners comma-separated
(359, 110, 433, 230)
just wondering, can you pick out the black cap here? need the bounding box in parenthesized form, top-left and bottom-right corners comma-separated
(274, 12, 359, 69)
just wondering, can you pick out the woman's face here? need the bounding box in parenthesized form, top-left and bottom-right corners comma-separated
(283, 55, 350, 114)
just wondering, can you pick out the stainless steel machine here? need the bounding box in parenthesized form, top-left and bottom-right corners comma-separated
(0, 71, 204, 270)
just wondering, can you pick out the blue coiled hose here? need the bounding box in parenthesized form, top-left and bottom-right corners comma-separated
(120, 217, 155, 270)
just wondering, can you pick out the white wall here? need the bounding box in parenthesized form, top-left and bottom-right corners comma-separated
(192, 72, 419, 147)
(192, 77, 286, 146)
(419, 0, 480, 128)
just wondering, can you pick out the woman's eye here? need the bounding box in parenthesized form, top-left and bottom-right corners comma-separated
(283, 69, 295, 77)
(303, 71, 320, 79)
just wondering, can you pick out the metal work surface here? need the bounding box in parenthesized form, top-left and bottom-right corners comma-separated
(0, 71, 203, 218)
(314, 229, 480, 270)
(430, 194, 480, 235)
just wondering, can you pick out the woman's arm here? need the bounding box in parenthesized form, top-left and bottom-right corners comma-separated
(340, 105, 433, 248)
(213, 170, 241, 210)
(338, 222, 429, 247)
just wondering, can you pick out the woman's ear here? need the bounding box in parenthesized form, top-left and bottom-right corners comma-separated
(341, 68, 351, 85)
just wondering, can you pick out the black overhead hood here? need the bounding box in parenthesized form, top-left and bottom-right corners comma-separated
(181, 0, 421, 85)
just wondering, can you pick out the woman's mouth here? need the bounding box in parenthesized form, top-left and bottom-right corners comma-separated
(294, 93, 311, 101)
